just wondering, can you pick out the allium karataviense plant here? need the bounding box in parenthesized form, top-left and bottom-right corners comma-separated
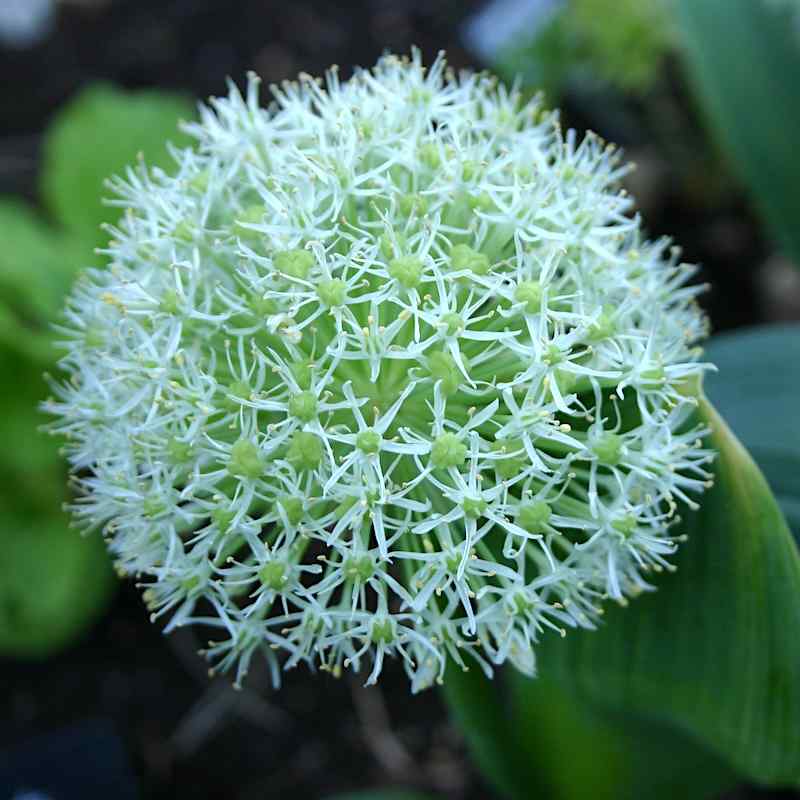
(46, 51, 713, 691)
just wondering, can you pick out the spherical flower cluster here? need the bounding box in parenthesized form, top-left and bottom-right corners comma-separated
(46, 51, 713, 691)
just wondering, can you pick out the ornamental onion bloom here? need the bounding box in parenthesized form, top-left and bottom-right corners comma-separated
(45, 51, 713, 692)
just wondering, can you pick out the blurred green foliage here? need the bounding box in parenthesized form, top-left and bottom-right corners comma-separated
(495, 0, 673, 99)
(41, 84, 194, 256)
(704, 324, 800, 540)
(676, 0, 800, 266)
(0, 83, 193, 658)
(489, 0, 800, 266)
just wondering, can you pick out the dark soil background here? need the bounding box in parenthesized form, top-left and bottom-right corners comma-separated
(1, 2, 798, 799)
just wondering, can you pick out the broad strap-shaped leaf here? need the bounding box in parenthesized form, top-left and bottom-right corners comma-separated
(703, 324, 800, 539)
(444, 664, 735, 800)
(536, 394, 800, 785)
(443, 663, 545, 799)
(675, 0, 800, 264)
(507, 673, 736, 800)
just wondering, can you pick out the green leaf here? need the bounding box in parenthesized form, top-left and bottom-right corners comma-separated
(509, 673, 735, 800)
(0, 199, 85, 359)
(0, 349, 65, 500)
(41, 84, 194, 252)
(444, 664, 735, 800)
(536, 393, 800, 786)
(494, 0, 673, 98)
(0, 271, 114, 659)
(443, 663, 541, 799)
(703, 324, 800, 539)
(0, 510, 114, 657)
(675, 0, 800, 263)
(494, 11, 579, 101)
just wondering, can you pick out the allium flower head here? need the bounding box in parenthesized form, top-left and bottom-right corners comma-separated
(46, 51, 713, 691)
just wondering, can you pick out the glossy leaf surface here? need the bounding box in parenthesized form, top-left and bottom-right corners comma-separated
(676, 0, 800, 263)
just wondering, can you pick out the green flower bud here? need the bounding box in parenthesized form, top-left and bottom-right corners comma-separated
(228, 439, 263, 479)
(431, 433, 467, 469)
(287, 431, 323, 471)
(274, 248, 314, 279)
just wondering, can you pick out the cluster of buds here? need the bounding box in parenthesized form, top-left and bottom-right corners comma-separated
(46, 51, 713, 691)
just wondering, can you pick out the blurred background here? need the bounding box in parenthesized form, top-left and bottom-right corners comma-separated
(1, 1, 799, 798)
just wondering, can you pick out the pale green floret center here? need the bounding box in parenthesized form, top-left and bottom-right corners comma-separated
(612, 514, 637, 538)
(289, 390, 318, 422)
(211, 507, 235, 533)
(166, 436, 193, 464)
(428, 350, 464, 396)
(224, 379, 251, 411)
(248, 294, 278, 317)
(84, 326, 105, 348)
(235, 204, 267, 239)
(467, 192, 494, 213)
(641, 365, 666, 384)
(228, 439, 263, 479)
(588, 306, 617, 341)
(491, 439, 527, 480)
(463, 496, 488, 518)
(450, 243, 489, 275)
(444, 552, 462, 573)
(461, 159, 479, 181)
(418, 142, 441, 169)
(515, 280, 542, 314)
(160, 289, 180, 315)
(189, 169, 210, 193)
(291, 360, 314, 390)
(389, 255, 423, 289)
(143, 495, 167, 518)
(518, 500, 552, 532)
(344, 554, 375, 582)
(316, 278, 347, 307)
(173, 219, 195, 244)
(542, 344, 564, 366)
(398, 193, 427, 217)
(181, 574, 202, 594)
(274, 248, 314, 279)
(371, 618, 395, 645)
(287, 431, 323, 471)
(593, 433, 624, 466)
(278, 496, 304, 526)
(440, 312, 463, 336)
(431, 433, 467, 469)
(259, 561, 287, 591)
(512, 592, 535, 615)
(356, 429, 382, 454)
